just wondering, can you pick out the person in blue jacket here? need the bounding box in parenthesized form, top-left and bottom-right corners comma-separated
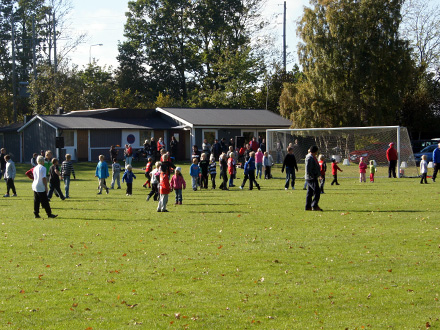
(95, 155, 109, 195)
(239, 151, 260, 190)
(122, 164, 136, 196)
(432, 142, 440, 182)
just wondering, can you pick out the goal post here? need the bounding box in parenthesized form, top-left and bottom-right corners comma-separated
(266, 126, 418, 178)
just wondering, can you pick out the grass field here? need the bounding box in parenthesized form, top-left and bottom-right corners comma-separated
(0, 161, 439, 329)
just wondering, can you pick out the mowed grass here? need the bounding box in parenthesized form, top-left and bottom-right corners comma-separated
(0, 161, 439, 329)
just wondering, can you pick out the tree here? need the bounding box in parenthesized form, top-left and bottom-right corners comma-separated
(288, 0, 414, 128)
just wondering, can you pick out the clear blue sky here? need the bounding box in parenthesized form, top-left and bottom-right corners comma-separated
(62, 0, 310, 70)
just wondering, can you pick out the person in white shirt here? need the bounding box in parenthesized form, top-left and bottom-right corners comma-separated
(32, 155, 57, 218)
(420, 155, 428, 184)
(3, 155, 16, 197)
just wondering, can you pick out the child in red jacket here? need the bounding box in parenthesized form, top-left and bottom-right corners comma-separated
(143, 157, 153, 188)
(170, 167, 186, 205)
(330, 159, 343, 185)
(359, 157, 367, 182)
(158, 170, 171, 212)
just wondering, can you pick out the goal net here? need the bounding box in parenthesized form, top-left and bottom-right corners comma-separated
(266, 126, 418, 178)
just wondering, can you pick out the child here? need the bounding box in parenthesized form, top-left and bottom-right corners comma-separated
(111, 158, 121, 189)
(369, 160, 377, 183)
(3, 155, 16, 197)
(420, 155, 428, 184)
(143, 157, 153, 188)
(262, 151, 273, 179)
(61, 154, 76, 198)
(170, 167, 186, 204)
(122, 164, 136, 196)
(239, 151, 260, 190)
(147, 162, 161, 201)
(282, 147, 298, 190)
(219, 152, 228, 190)
(209, 154, 217, 189)
(199, 153, 209, 189)
(318, 155, 327, 193)
(190, 158, 201, 191)
(228, 152, 236, 187)
(255, 148, 264, 179)
(158, 165, 171, 212)
(95, 155, 109, 195)
(359, 157, 367, 182)
(330, 159, 343, 185)
(47, 158, 65, 200)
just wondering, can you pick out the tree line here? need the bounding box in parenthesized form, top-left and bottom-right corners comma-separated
(0, 0, 439, 139)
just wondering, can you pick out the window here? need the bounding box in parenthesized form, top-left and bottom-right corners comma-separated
(63, 130, 75, 147)
(257, 131, 266, 141)
(140, 130, 153, 145)
(203, 130, 217, 144)
(242, 131, 255, 145)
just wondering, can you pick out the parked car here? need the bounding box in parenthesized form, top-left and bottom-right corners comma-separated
(414, 144, 437, 165)
(411, 139, 439, 153)
(349, 143, 390, 164)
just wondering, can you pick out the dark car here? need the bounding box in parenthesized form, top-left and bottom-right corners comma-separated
(414, 144, 437, 165)
(411, 139, 439, 153)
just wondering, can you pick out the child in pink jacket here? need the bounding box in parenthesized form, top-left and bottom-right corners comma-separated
(359, 157, 367, 182)
(255, 148, 264, 179)
(170, 167, 186, 204)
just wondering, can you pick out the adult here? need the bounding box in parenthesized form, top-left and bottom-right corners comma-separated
(432, 142, 440, 182)
(228, 138, 235, 151)
(211, 139, 221, 161)
(170, 136, 179, 161)
(150, 137, 157, 161)
(386, 142, 398, 178)
(191, 145, 201, 162)
(202, 139, 211, 157)
(157, 137, 165, 152)
(250, 137, 259, 152)
(0, 148, 7, 177)
(244, 144, 252, 162)
(44, 150, 53, 174)
(109, 145, 118, 162)
(276, 140, 284, 163)
(32, 155, 57, 218)
(282, 147, 299, 190)
(220, 138, 228, 153)
(260, 139, 266, 153)
(305, 145, 322, 211)
(124, 144, 133, 166)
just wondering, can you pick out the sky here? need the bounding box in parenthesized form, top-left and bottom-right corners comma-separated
(60, 0, 310, 71)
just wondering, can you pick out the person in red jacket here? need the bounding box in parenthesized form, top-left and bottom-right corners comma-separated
(386, 142, 398, 178)
(330, 159, 343, 185)
(158, 170, 171, 212)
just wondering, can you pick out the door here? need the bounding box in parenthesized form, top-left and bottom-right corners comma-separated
(77, 130, 88, 161)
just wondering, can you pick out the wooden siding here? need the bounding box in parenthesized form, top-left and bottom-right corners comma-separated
(23, 120, 56, 162)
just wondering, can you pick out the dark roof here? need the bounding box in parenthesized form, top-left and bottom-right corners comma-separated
(157, 108, 292, 127)
(63, 108, 155, 119)
(0, 122, 24, 133)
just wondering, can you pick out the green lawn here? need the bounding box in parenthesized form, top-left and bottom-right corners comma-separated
(0, 161, 438, 329)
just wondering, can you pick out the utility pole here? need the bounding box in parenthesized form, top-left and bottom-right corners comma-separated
(53, 10, 58, 114)
(11, 12, 17, 122)
(283, 1, 287, 73)
(32, 15, 37, 80)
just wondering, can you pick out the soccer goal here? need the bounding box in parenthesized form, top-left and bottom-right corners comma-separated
(266, 126, 418, 178)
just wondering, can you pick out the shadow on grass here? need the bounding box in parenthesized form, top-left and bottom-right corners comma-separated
(329, 209, 422, 213)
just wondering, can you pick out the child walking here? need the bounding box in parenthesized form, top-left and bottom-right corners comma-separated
(209, 155, 217, 189)
(190, 158, 201, 191)
(239, 151, 260, 190)
(61, 154, 76, 198)
(122, 164, 136, 196)
(147, 162, 161, 201)
(199, 153, 209, 189)
(157, 166, 171, 212)
(228, 152, 236, 187)
(359, 157, 367, 182)
(47, 158, 65, 200)
(111, 158, 121, 189)
(3, 155, 16, 197)
(170, 167, 186, 204)
(420, 155, 428, 184)
(369, 160, 377, 183)
(330, 159, 343, 185)
(143, 157, 153, 188)
(281, 147, 298, 190)
(262, 151, 273, 179)
(95, 155, 110, 195)
(318, 155, 327, 193)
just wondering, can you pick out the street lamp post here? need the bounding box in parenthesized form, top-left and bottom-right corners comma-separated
(89, 43, 103, 64)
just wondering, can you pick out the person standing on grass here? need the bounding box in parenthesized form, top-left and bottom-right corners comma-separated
(420, 155, 428, 184)
(143, 157, 153, 188)
(31, 153, 38, 167)
(209, 154, 217, 189)
(44, 150, 53, 174)
(369, 160, 377, 183)
(255, 148, 264, 180)
(146, 162, 161, 202)
(281, 147, 298, 190)
(432, 142, 440, 182)
(228, 152, 237, 187)
(263, 151, 273, 179)
(109, 145, 118, 163)
(190, 158, 201, 191)
(359, 157, 367, 182)
(318, 155, 327, 193)
(32, 156, 57, 219)
(330, 159, 343, 185)
(386, 142, 398, 178)
(61, 154, 76, 198)
(157, 165, 171, 212)
(47, 158, 65, 201)
(170, 167, 186, 205)
(219, 152, 229, 190)
(239, 151, 260, 190)
(199, 153, 210, 189)
(95, 155, 109, 195)
(111, 158, 122, 189)
(122, 164, 136, 196)
(124, 144, 133, 167)
(305, 145, 322, 211)
(3, 155, 16, 197)
(0, 148, 6, 178)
